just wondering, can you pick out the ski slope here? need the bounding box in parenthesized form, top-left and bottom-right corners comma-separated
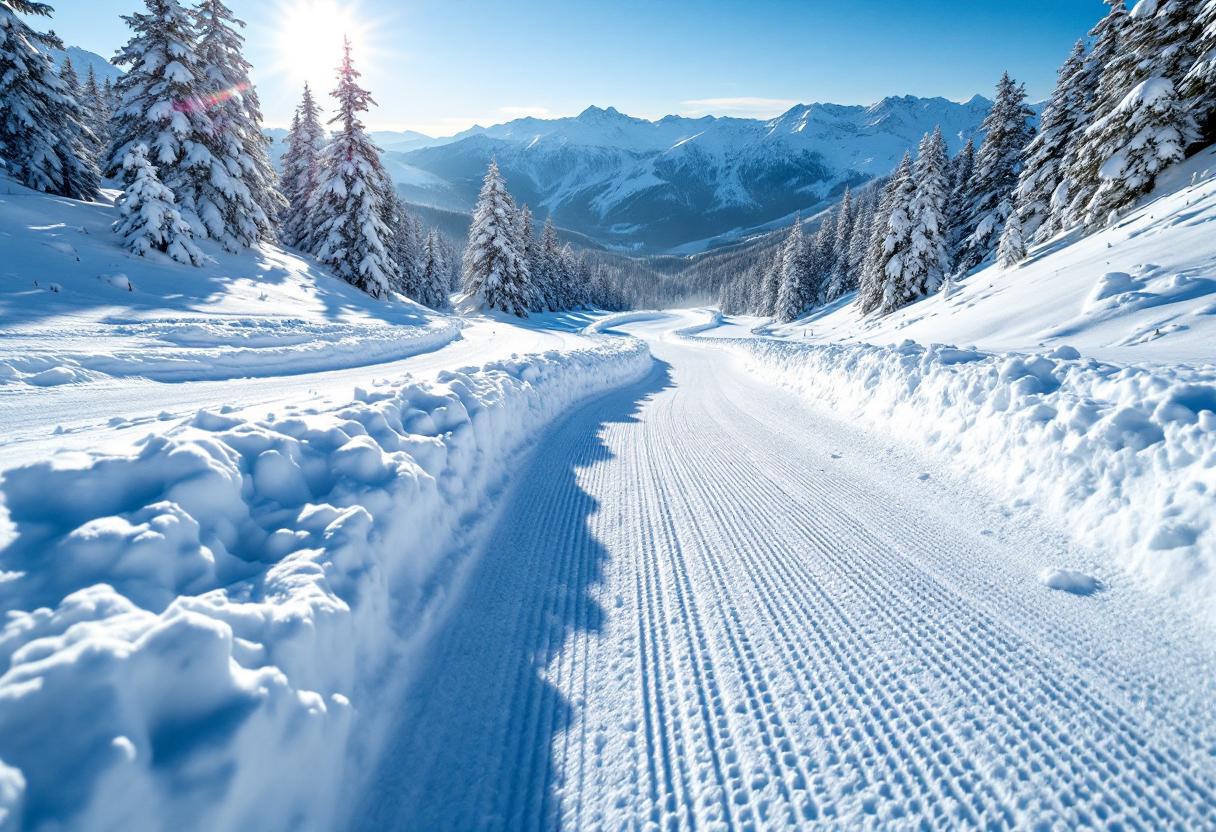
(351, 313, 1216, 830)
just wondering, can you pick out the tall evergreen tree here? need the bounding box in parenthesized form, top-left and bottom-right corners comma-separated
(109, 0, 221, 235)
(1016, 40, 1089, 241)
(1061, 0, 1134, 227)
(907, 126, 951, 298)
(953, 73, 1036, 275)
(944, 136, 975, 263)
(859, 153, 916, 315)
(54, 54, 102, 194)
(462, 159, 533, 316)
(539, 215, 568, 309)
(774, 215, 810, 323)
(823, 187, 854, 301)
(83, 64, 111, 149)
(192, 0, 282, 246)
(308, 39, 397, 298)
(279, 83, 326, 249)
(0, 0, 100, 199)
(1185, 0, 1216, 144)
(416, 229, 449, 310)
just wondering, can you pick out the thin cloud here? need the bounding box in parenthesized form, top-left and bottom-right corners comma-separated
(681, 97, 800, 118)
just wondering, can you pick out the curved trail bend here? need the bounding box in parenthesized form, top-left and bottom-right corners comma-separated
(354, 314, 1216, 831)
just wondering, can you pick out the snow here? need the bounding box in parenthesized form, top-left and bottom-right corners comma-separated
(1039, 567, 1101, 595)
(681, 148, 1216, 619)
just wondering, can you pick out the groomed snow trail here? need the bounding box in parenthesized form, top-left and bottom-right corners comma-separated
(352, 317, 1216, 831)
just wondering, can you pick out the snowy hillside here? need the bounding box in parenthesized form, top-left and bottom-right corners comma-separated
(389, 97, 996, 253)
(50, 47, 122, 85)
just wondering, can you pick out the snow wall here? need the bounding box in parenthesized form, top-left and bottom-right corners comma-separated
(0, 336, 652, 832)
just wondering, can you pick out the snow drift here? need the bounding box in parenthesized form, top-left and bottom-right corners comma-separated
(0, 336, 652, 832)
(679, 319, 1216, 618)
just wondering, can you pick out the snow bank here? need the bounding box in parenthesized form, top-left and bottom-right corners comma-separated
(0, 336, 652, 832)
(679, 320, 1216, 617)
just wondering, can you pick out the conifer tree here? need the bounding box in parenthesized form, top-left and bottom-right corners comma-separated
(415, 229, 449, 310)
(539, 215, 567, 309)
(1185, 0, 1216, 143)
(1083, 77, 1197, 227)
(774, 215, 809, 323)
(192, 0, 282, 246)
(308, 39, 397, 298)
(907, 126, 951, 298)
(113, 143, 206, 266)
(953, 73, 1035, 275)
(279, 83, 327, 249)
(462, 159, 533, 316)
(823, 187, 854, 302)
(1016, 41, 1089, 240)
(110, 0, 220, 234)
(859, 154, 916, 315)
(1061, 1, 1134, 226)
(944, 136, 975, 262)
(996, 212, 1027, 269)
(0, 0, 100, 199)
(519, 205, 548, 312)
(83, 64, 111, 149)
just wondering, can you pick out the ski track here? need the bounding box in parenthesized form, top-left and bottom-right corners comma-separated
(351, 328, 1216, 831)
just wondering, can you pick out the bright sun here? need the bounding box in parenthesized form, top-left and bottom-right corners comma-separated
(275, 0, 369, 90)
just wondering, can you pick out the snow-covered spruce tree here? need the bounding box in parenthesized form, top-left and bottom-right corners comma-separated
(807, 210, 836, 304)
(953, 73, 1036, 275)
(83, 64, 111, 150)
(279, 83, 327, 249)
(1185, 0, 1216, 143)
(308, 39, 397, 298)
(412, 229, 448, 310)
(907, 126, 951, 298)
(0, 0, 99, 199)
(462, 159, 534, 316)
(1016, 40, 1089, 241)
(858, 155, 915, 315)
(109, 0, 219, 232)
(1060, 0, 1138, 227)
(822, 187, 853, 302)
(193, 0, 283, 242)
(944, 136, 975, 261)
(561, 242, 585, 308)
(539, 215, 568, 309)
(1083, 77, 1198, 227)
(996, 211, 1027, 269)
(114, 143, 206, 266)
(519, 205, 549, 312)
(774, 214, 809, 323)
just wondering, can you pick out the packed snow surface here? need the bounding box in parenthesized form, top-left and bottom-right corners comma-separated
(352, 314, 1216, 830)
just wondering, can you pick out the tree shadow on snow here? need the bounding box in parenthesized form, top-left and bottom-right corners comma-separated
(347, 361, 673, 832)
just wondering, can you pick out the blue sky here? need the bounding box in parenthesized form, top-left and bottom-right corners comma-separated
(47, 0, 1111, 135)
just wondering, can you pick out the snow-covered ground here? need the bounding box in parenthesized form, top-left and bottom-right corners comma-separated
(351, 313, 1216, 830)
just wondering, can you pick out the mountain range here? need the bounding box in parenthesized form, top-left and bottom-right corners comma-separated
(374, 97, 995, 253)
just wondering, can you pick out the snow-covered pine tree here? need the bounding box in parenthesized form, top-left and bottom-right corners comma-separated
(1083, 77, 1198, 227)
(0, 0, 100, 199)
(192, 0, 282, 248)
(877, 152, 921, 314)
(416, 229, 449, 310)
(462, 159, 534, 316)
(1016, 40, 1089, 241)
(774, 214, 810, 323)
(1185, 0, 1216, 143)
(560, 242, 584, 308)
(996, 211, 1027, 269)
(308, 39, 397, 298)
(1060, 0, 1137, 227)
(859, 154, 915, 315)
(953, 73, 1036, 275)
(539, 215, 568, 309)
(58, 52, 79, 97)
(822, 187, 854, 302)
(757, 257, 783, 318)
(519, 205, 549, 312)
(807, 210, 836, 304)
(944, 136, 975, 262)
(907, 126, 951, 298)
(113, 143, 206, 266)
(83, 63, 111, 149)
(279, 83, 326, 249)
(387, 196, 425, 299)
(109, 0, 220, 232)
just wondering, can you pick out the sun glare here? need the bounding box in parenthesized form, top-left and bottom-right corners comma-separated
(274, 0, 369, 90)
